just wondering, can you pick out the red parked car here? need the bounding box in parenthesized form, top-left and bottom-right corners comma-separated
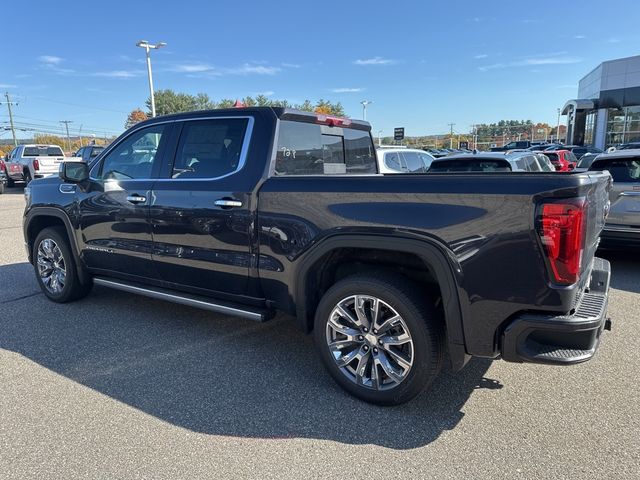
(543, 150, 578, 172)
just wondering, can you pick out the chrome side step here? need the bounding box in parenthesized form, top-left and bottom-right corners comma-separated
(93, 277, 268, 322)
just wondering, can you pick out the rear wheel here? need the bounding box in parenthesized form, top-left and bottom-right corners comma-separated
(7, 176, 15, 188)
(33, 227, 92, 303)
(314, 274, 444, 405)
(23, 169, 32, 185)
(0, 181, 4, 194)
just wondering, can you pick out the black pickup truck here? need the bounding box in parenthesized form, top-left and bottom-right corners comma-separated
(23, 107, 613, 405)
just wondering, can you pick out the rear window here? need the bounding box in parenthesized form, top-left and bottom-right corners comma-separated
(23, 146, 64, 157)
(275, 121, 376, 175)
(589, 158, 640, 182)
(545, 153, 559, 162)
(429, 159, 511, 172)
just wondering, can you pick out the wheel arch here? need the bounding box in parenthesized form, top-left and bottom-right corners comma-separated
(293, 234, 470, 370)
(24, 207, 89, 284)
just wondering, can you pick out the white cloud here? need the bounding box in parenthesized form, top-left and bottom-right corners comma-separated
(172, 63, 216, 73)
(331, 87, 364, 93)
(574, 35, 586, 39)
(474, 54, 488, 59)
(38, 55, 63, 65)
(479, 54, 582, 71)
(281, 62, 301, 68)
(227, 64, 281, 75)
(354, 56, 396, 66)
(607, 37, 621, 44)
(172, 62, 280, 76)
(0, 83, 16, 88)
(93, 70, 144, 78)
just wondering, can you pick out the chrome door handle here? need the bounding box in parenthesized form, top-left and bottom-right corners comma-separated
(214, 199, 243, 208)
(126, 195, 147, 204)
(620, 191, 640, 196)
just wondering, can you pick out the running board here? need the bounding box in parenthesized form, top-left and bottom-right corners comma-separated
(93, 277, 269, 322)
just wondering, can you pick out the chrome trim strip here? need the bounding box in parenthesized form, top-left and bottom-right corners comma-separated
(93, 277, 264, 321)
(89, 116, 255, 183)
(603, 225, 640, 233)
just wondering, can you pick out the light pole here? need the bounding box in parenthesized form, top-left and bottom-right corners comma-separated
(360, 100, 372, 121)
(136, 40, 166, 117)
(556, 107, 561, 143)
(377, 129, 383, 147)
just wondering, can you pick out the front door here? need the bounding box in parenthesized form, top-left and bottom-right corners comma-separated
(149, 117, 255, 296)
(78, 123, 171, 281)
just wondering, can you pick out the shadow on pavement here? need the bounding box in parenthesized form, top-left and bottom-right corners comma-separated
(598, 249, 640, 294)
(0, 186, 26, 195)
(0, 263, 497, 449)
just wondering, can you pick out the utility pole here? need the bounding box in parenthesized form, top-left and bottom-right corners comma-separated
(2, 92, 18, 146)
(447, 123, 455, 148)
(556, 108, 562, 143)
(60, 120, 73, 153)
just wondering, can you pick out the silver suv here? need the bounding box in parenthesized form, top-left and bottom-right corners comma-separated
(588, 149, 640, 247)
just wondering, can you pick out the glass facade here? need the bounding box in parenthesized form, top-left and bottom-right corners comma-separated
(584, 111, 597, 145)
(606, 106, 640, 147)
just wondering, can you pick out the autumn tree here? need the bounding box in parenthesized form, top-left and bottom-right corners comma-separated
(125, 109, 148, 129)
(147, 89, 216, 116)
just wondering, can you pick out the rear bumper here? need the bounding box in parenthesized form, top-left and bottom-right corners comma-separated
(501, 257, 611, 365)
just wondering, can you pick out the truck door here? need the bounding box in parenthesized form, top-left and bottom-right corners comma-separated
(149, 116, 256, 296)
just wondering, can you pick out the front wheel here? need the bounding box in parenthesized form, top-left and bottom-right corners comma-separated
(33, 227, 92, 303)
(314, 274, 444, 405)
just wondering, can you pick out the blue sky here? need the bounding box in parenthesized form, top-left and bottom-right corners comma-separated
(3, 0, 640, 140)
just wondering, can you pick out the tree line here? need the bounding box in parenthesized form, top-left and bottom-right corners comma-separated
(125, 89, 346, 129)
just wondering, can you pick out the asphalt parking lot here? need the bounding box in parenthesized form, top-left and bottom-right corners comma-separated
(0, 187, 638, 479)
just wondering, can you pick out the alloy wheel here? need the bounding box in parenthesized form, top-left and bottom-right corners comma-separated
(325, 295, 414, 391)
(36, 238, 67, 294)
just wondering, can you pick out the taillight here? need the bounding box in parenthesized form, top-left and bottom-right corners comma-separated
(537, 198, 587, 285)
(32, 159, 40, 171)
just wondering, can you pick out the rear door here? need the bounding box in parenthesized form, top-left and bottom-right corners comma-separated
(78, 122, 171, 279)
(590, 156, 640, 229)
(5, 147, 23, 180)
(149, 116, 255, 296)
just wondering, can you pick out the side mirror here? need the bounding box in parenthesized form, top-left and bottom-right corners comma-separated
(59, 161, 89, 183)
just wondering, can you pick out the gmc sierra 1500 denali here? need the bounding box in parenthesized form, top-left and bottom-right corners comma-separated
(23, 107, 613, 405)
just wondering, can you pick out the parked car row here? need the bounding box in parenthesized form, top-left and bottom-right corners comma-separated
(2, 143, 106, 186)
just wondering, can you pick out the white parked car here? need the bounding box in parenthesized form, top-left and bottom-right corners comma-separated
(4, 144, 72, 186)
(376, 148, 435, 174)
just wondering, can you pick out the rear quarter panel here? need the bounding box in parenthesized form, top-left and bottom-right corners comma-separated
(257, 173, 608, 356)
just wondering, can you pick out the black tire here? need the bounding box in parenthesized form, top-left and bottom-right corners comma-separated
(314, 273, 444, 406)
(23, 169, 32, 185)
(0, 181, 4, 194)
(33, 226, 93, 303)
(7, 176, 15, 188)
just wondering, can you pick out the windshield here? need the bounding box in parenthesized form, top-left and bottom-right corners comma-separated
(23, 146, 64, 157)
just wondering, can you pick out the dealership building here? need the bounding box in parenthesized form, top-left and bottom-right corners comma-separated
(562, 54, 640, 149)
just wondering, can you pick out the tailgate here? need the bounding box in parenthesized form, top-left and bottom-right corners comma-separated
(35, 155, 66, 174)
(582, 171, 612, 272)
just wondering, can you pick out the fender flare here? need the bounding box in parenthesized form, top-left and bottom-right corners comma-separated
(24, 206, 89, 284)
(293, 234, 470, 370)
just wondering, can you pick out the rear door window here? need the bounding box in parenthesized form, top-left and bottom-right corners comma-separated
(275, 121, 376, 175)
(429, 159, 511, 172)
(400, 152, 426, 172)
(384, 152, 404, 171)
